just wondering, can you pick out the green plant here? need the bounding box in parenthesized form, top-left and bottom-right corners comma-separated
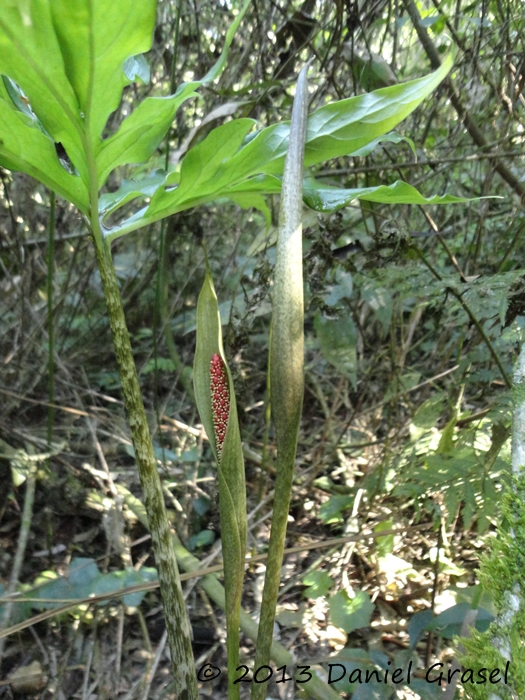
(193, 262, 246, 699)
(250, 63, 309, 699)
(0, 1, 469, 696)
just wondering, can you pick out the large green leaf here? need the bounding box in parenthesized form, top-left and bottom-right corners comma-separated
(96, 82, 200, 188)
(0, 0, 85, 178)
(303, 178, 471, 211)
(0, 0, 204, 199)
(0, 0, 253, 203)
(0, 0, 157, 192)
(103, 56, 453, 239)
(200, 54, 452, 180)
(147, 118, 257, 217)
(329, 590, 375, 634)
(49, 0, 157, 149)
(0, 80, 88, 212)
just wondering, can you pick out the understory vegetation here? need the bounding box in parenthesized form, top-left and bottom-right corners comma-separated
(1, 0, 525, 698)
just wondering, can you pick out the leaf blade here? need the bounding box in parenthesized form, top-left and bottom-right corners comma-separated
(304, 178, 472, 211)
(50, 0, 157, 147)
(104, 58, 454, 237)
(0, 93, 89, 212)
(96, 82, 200, 188)
(0, 0, 85, 179)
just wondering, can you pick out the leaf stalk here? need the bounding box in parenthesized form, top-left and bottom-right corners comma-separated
(87, 130, 198, 697)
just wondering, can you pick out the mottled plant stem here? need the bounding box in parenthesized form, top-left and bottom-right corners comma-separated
(91, 224, 198, 700)
(252, 63, 309, 700)
(80, 50, 198, 689)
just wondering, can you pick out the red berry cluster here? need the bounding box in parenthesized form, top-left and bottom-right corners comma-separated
(210, 353, 230, 454)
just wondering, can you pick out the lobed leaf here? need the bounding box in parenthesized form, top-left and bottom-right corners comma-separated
(49, 0, 157, 149)
(0, 0, 212, 199)
(99, 169, 169, 221)
(96, 82, 200, 188)
(0, 84, 89, 212)
(104, 57, 455, 239)
(0, 0, 86, 179)
(303, 178, 471, 211)
(146, 118, 256, 218)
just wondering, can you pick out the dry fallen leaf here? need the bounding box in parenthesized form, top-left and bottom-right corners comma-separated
(8, 660, 47, 693)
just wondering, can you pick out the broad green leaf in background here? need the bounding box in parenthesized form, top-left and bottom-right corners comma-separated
(303, 178, 472, 212)
(302, 571, 334, 599)
(412, 393, 446, 430)
(0, 558, 159, 620)
(374, 519, 395, 558)
(408, 609, 434, 650)
(318, 494, 354, 524)
(426, 603, 494, 638)
(329, 590, 375, 633)
(314, 312, 358, 388)
(193, 265, 246, 700)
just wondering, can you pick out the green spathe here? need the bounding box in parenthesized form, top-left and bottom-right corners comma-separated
(193, 266, 247, 700)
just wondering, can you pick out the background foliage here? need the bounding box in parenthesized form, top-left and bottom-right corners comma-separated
(1, 0, 524, 697)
